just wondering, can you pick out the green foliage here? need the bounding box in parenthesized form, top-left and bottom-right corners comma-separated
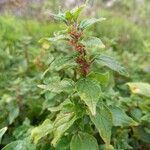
(0, 127, 7, 144)
(90, 104, 112, 147)
(52, 112, 77, 146)
(2, 138, 36, 150)
(31, 119, 53, 144)
(0, 1, 149, 150)
(109, 106, 138, 127)
(70, 132, 99, 150)
(79, 18, 106, 30)
(76, 78, 101, 115)
(88, 72, 109, 87)
(96, 54, 128, 76)
(81, 36, 105, 49)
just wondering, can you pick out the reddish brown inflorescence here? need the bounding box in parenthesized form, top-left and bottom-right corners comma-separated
(76, 57, 91, 75)
(69, 29, 91, 76)
(69, 31, 83, 40)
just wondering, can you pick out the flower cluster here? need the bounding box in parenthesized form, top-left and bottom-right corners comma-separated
(76, 57, 91, 75)
(69, 30, 91, 76)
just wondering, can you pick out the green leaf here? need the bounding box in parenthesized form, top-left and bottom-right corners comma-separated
(70, 132, 99, 150)
(113, 129, 132, 150)
(72, 5, 85, 20)
(48, 99, 71, 112)
(50, 12, 67, 22)
(55, 136, 70, 150)
(52, 112, 77, 147)
(88, 72, 109, 87)
(13, 118, 31, 140)
(8, 103, 19, 125)
(96, 54, 128, 76)
(2, 141, 26, 150)
(76, 78, 101, 115)
(65, 11, 73, 20)
(42, 92, 60, 111)
(2, 141, 24, 150)
(79, 18, 106, 30)
(109, 106, 138, 127)
(81, 37, 105, 49)
(39, 34, 69, 44)
(31, 119, 53, 144)
(46, 35, 69, 41)
(0, 127, 7, 143)
(38, 78, 74, 94)
(50, 54, 77, 71)
(141, 113, 150, 123)
(2, 138, 36, 150)
(127, 82, 150, 98)
(130, 108, 142, 122)
(90, 104, 112, 146)
(100, 144, 115, 150)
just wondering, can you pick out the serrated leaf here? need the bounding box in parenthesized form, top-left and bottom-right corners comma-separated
(127, 82, 150, 98)
(31, 119, 53, 144)
(88, 72, 109, 87)
(72, 5, 85, 20)
(76, 78, 101, 115)
(50, 53, 77, 71)
(38, 78, 74, 94)
(96, 54, 128, 76)
(79, 18, 106, 30)
(109, 106, 138, 127)
(90, 104, 112, 146)
(70, 132, 99, 150)
(0, 127, 7, 143)
(52, 113, 77, 147)
(81, 37, 105, 49)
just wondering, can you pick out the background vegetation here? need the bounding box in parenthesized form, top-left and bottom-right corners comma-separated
(0, 0, 149, 149)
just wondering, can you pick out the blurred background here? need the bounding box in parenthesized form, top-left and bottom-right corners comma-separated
(0, 0, 150, 149)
